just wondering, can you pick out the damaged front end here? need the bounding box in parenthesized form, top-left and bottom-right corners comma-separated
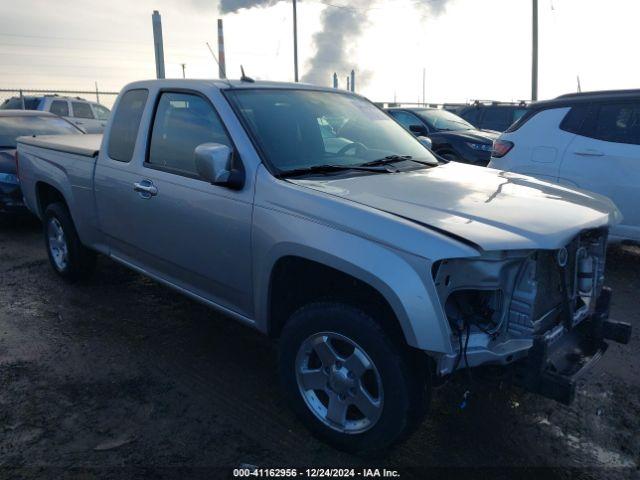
(432, 228, 631, 404)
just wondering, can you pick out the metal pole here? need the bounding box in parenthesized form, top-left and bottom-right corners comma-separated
(532, 0, 538, 101)
(293, 0, 299, 82)
(152, 10, 165, 79)
(333, 72, 338, 88)
(19, 89, 24, 109)
(350, 70, 355, 93)
(422, 68, 426, 105)
(181, 63, 186, 79)
(217, 19, 226, 79)
(95, 81, 100, 103)
(346, 76, 350, 91)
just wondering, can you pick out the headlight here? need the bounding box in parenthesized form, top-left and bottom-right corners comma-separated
(466, 142, 493, 152)
(0, 173, 18, 185)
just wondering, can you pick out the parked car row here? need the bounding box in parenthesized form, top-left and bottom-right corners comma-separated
(386, 91, 639, 245)
(1, 94, 111, 133)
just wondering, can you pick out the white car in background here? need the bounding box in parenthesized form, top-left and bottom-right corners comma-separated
(488, 90, 640, 243)
(0, 95, 110, 133)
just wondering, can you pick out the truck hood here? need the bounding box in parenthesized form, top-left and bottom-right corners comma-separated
(289, 162, 621, 251)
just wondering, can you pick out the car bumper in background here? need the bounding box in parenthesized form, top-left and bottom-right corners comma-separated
(0, 177, 26, 214)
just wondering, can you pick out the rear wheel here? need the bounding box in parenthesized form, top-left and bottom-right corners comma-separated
(43, 202, 96, 283)
(279, 302, 429, 454)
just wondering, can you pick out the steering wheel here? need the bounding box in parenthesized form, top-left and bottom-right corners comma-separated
(336, 142, 367, 157)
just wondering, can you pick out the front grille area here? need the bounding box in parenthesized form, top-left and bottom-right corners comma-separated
(508, 228, 608, 337)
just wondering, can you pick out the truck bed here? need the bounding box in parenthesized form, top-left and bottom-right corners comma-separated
(17, 134, 102, 158)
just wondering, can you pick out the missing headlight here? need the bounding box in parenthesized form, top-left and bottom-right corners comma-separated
(445, 289, 503, 334)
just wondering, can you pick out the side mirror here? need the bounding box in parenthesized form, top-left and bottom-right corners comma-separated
(418, 136, 433, 150)
(194, 143, 244, 190)
(409, 124, 428, 136)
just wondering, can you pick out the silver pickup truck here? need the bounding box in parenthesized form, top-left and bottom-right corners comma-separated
(16, 79, 631, 453)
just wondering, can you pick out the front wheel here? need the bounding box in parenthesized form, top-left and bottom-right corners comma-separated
(279, 302, 430, 454)
(43, 202, 96, 283)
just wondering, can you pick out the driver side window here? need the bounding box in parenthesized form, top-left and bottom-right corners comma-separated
(390, 111, 421, 130)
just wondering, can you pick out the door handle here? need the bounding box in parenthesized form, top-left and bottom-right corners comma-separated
(574, 149, 604, 157)
(133, 180, 158, 198)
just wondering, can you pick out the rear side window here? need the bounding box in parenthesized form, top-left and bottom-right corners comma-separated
(107, 89, 148, 162)
(147, 92, 232, 176)
(591, 102, 640, 145)
(49, 100, 69, 117)
(560, 104, 590, 134)
(72, 102, 95, 119)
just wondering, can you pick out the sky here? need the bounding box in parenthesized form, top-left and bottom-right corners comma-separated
(0, 0, 638, 108)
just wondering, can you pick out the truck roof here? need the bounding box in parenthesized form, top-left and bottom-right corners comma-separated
(17, 133, 102, 157)
(123, 78, 354, 94)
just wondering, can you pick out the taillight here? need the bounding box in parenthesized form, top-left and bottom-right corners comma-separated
(491, 139, 514, 158)
(14, 151, 20, 180)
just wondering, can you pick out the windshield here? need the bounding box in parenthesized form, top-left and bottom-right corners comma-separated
(226, 89, 437, 173)
(0, 115, 81, 148)
(415, 109, 474, 132)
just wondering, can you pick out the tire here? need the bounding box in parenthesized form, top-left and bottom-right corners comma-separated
(43, 202, 96, 283)
(279, 302, 430, 455)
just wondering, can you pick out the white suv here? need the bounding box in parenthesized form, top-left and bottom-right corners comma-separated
(488, 90, 640, 243)
(0, 95, 110, 133)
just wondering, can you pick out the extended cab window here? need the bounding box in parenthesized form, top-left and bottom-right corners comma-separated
(107, 89, 148, 162)
(49, 100, 69, 117)
(147, 92, 231, 176)
(72, 102, 95, 119)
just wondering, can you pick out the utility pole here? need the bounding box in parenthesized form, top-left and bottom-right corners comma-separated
(152, 10, 165, 79)
(293, 0, 299, 82)
(95, 81, 100, 103)
(531, 0, 538, 101)
(181, 63, 186, 79)
(350, 69, 355, 92)
(577, 75, 582, 93)
(217, 19, 226, 79)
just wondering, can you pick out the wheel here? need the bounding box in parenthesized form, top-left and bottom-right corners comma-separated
(43, 202, 96, 283)
(279, 302, 430, 454)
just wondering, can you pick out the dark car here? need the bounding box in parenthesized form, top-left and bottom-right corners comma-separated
(386, 107, 499, 165)
(457, 101, 529, 132)
(0, 110, 83, 215)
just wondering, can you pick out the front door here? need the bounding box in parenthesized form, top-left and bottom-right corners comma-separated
(95, 89, 254, 317)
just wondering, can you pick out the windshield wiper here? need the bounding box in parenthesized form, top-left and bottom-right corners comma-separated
(277, 163, 390, 178)
(360, 155, 437, 168)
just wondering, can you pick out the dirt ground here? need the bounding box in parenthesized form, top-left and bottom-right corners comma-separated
(0, 216, 638, 479)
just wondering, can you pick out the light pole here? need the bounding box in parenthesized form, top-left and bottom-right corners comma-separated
(293, 0, 299, 82)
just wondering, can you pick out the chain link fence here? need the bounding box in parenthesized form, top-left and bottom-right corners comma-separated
(0, 88, 119, 110)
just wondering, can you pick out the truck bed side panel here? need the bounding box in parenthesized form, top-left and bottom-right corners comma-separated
(17, 142, 104, 250)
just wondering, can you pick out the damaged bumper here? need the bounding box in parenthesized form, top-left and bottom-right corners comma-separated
(514, 287, 631, 404)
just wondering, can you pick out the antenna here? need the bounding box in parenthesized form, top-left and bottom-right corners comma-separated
(240, 65, 255, 83)
(206, 42, 221, 72)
